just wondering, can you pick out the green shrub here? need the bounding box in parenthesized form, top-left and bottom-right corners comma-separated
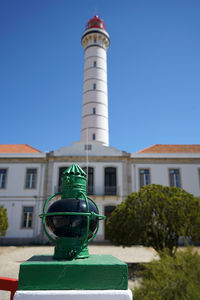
(133, 248, 200, 300)
(0, 206, 8, 236)
(106, 185, 200, 254)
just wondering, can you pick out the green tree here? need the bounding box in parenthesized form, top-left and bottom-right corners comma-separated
(133, 248, 200, 300)
(106, 185, 200, 254)
(0, 206, 8, 236)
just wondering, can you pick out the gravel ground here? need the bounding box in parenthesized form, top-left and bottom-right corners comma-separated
(0, 245, 158, 300)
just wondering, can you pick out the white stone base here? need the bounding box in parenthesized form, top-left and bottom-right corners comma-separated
(14, 289, 132, 300)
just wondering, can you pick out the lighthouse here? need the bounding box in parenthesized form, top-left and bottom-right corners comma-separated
(81, 16, 110, 146)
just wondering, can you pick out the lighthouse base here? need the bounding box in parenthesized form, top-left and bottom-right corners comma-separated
(14, 289, 132, 300)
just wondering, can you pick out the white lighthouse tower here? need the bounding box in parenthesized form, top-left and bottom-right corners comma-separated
(81, 16, 110, 146)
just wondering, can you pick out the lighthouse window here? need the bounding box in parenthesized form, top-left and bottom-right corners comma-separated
(93, 61, 96, 67)
(93, 107, 96, 114)
(92, 133, 96, 140)
(93, 83, 96, 90)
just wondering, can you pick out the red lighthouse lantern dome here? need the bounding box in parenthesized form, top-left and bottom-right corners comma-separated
(86, 15, 106, 30)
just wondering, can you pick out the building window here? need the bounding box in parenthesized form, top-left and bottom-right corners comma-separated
(104, 206, 116, 239)
(84, 144, 92, 151)
(83, 167, 94, 194)
(199, 169, 200, 189)
(169, 169, 181, 187)
(0, 169, 7, 189)
(139, 169, 150, 188)
(93, 83, 96, 90)
(93, 61, 96, 67)
(22, 207, 33, 228)
(105, 167, 117, 195)
(92, 133, 96, 140)
(93, 107, 96, 114)
(58, 167, 68, 192)
(94, 37, 97, 43)
(25, 169, 37, 189)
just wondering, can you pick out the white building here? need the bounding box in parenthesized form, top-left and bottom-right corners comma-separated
(1, 142, 200, 245)
(131, 144, 200, 197)
(0, 144, 46, 244)
(0, 16, 200, 244)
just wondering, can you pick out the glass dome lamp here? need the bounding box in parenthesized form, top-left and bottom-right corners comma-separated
(39, 164, 105, 260)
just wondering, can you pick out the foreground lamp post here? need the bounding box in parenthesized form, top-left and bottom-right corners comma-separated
(40, 164, 105, 260)
(14, 164, 132, 300)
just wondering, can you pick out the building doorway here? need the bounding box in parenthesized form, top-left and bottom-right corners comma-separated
(104, 205, 116, 240)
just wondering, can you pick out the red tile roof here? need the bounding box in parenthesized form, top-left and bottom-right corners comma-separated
(138, 144, 200, 153)
(0, 144, 42, 153)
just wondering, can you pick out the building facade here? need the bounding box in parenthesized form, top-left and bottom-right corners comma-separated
(131, 145, 200, 197)
(0, 143, 200, 244)
(0, 145, 46, 244)
(1, 17, 200, 244)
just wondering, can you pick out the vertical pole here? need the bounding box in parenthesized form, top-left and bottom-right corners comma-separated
(86, 128, 89, 174)
(86, 128, 89, 193)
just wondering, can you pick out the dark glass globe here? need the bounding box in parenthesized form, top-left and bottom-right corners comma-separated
(45, 198, 98, 239)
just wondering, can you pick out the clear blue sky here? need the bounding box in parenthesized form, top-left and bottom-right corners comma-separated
(1, 0, 200, 153)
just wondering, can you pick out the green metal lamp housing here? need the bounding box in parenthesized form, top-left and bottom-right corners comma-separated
(40, 164, 105, 260)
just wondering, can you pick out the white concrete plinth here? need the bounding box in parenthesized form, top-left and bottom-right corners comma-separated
(14, 289, 132, 300)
